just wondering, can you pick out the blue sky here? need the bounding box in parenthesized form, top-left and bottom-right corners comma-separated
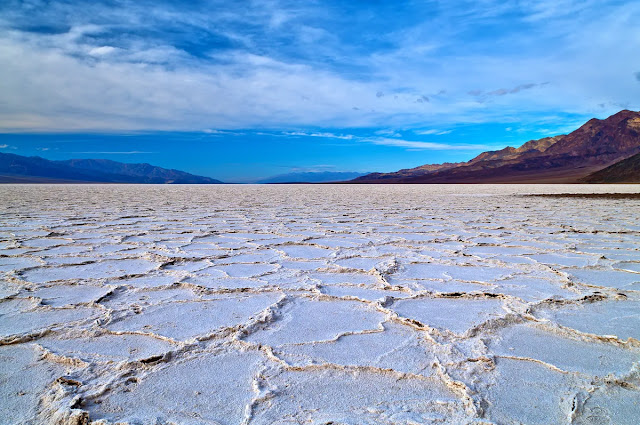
(1, 0, 639, 182)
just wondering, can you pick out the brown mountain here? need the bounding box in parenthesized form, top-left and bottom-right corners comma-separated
(581, 151, 640, 183)
(468, 135, 562, 164)
(352, 110, 640, 183)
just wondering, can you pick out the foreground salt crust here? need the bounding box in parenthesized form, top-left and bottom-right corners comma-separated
(0, 184, 639, 424)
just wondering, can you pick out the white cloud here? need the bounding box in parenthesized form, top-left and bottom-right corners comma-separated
(365, 137, 497, 151)
(0, 144, 8, 148)
(88, 46, 117, 56)
(414, 129, 452, 135)
(283, 131, 354, 140)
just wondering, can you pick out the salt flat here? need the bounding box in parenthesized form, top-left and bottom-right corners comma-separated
(0, 184, 639, 424)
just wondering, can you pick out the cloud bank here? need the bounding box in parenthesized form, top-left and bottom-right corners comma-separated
(0, 0, 639, 133)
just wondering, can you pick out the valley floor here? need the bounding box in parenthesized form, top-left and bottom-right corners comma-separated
(1, 184, 639, 424)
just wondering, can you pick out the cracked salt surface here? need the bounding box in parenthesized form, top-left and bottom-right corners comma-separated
(0, 184, 639, 424)
(0, 345, 72, 424)
(89, 349, 265, 424)
(392, 296, 507, 336)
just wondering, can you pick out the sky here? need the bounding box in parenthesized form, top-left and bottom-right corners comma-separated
(1, 0, 639, 182)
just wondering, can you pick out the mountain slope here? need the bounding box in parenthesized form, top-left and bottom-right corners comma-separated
(0, 153, 222, 184)
(581, 152, 640, 183)
(352, 110, 640, 184)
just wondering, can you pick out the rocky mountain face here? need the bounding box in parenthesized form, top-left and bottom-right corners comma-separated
(352, 110, 640, 183)
(468, 135, 563, 164)
(0, 153, 222, 184)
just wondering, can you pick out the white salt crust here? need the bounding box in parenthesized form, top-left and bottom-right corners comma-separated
(0, 183, 639, 424)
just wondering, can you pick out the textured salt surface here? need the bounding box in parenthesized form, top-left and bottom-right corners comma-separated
(89, 349, 265, 424)
(0, 184, 639, 424)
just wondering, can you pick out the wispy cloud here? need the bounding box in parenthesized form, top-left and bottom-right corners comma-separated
(203, 129, 245, 135)
(365, 137, 495, 151)
(374, 129, 402, 138)
(283, 131, 354, 140)
(467, 83, 545, 100)
(277, 131, 491, 151)
(0, 144, 8, 148)
(413, 129, 452, 136)
(487, 83, 539, 96)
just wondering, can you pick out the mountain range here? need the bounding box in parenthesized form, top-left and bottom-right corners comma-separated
(2, 110, 639, 184)
(0, 154, 222, 184)
(257, 171, 368, 184)
(352, 110, 640, 184)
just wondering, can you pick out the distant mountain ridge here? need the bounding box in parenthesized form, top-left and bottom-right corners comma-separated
(0, 153, 222, 184)
(352, 110, 640, 183)
(258, 171, 368, 183)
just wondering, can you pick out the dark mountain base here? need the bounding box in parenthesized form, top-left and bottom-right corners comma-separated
(581, 152, 640, 183)
(525, 193, 640, 199)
